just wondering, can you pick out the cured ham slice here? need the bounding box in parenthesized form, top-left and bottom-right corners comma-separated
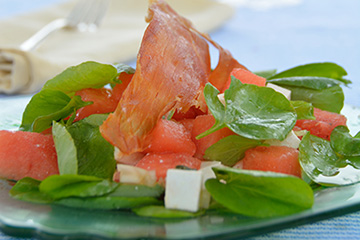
(100, 0, 247, 155)
(100, 0, 211, 154)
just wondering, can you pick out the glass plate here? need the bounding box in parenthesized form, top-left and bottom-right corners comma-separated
(0, 96, 360, 240)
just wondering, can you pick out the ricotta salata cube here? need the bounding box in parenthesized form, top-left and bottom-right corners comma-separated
(165, 169, 203, 212)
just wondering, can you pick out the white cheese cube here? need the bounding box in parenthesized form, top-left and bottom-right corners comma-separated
(264, 130, 301, 149)
(165, 169, 202, 212)
(266, 83, 291, 100)
(199, 161, 223, 209)
(116, 164, 157, 186)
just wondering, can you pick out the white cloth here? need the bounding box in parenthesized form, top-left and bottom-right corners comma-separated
(0, 0, 233, 94)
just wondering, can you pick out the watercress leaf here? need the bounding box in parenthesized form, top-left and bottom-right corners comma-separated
(267, 76, 344, 90)
(31, 95, 90, 133)
(9, 177, 53, 204)
(355, 131, 360, 138)
(298, 132, 360, 186)
(267, 62, 351, 85)
(291, 100, 315, 120)
(299, 132, 344, 177)
(286, 85, 344, 113)
(133, 206, 204, 218)
(20, 89, 71, 131)
(64, 115, 116, 179)
(196, 83, 226, 139)
(330, 126, 360, 157)
(254, 69, 277, 78)
(52, 122, 78, 175)
(224, 81, 297, 141)
(56, 196, 162, 210)
(42, 61, 118, 94)
(39, 174, 118, 199)
(110, 184, 164, 198)
(205, 167, 314, 218)
(204, 135, 264, 166)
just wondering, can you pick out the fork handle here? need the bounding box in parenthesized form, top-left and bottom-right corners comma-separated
(20, 18, 68, 51)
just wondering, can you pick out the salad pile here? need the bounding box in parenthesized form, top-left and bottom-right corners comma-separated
(1, 0, 360, 219)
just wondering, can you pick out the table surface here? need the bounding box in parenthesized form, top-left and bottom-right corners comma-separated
(0, 0, 359, 239)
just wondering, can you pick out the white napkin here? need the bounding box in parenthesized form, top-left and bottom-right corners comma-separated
(0, 0, 234, 94)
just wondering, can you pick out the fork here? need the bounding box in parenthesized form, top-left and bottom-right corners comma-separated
(19, 0, 110, 51)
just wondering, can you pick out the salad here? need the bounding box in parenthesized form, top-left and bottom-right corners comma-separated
(1, 0, 360, 219)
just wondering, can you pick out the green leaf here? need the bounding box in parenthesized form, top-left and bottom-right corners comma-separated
(20, 90, 89, 132)
(52, 122, 78, 175)
(254, 69, 277, 78)
(204, 135, 264, 166)
(299, 133, 343, 176)
(330, 126, 360, 158)
(198, 83, 225, 137)
(133, 206, 204, 218)
(287, 85, 344, 113)
(52, 115, 116, 179)
(9, 177, 53, 204)
(291, 100, 315, 120)
(39, 174, 118, 199)
(54, 182, 163, 210)
(56, 196, 162, 210)
(110, 184, 164, 198)
(42, 61, 118, 94)
(205, 167, 314, 218)
(267, 76, 344, 90)
(267, 62, 351, 85)
(199, 80, 297, 141)
(32, 95, 90, 133)
(67, 116, 115, 178)
(299, 132, 360, 186)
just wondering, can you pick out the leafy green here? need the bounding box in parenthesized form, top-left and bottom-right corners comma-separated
(204, 135, 264, 166)
(265, 63, 348, 113)
(20, 61, 130, 132)
(254, 69, 277, 78)
(299, 132, 344, 176)
(110, 184, 164, 198)
(330, 126, 360, 162)
(286, 85, 344, 113)
(267, 76, 344, 90)
(20, 89, 90, 132)
(9, 175, 163, 210)
(291, 100, 315, 120)
(9, 177, 53, 204)
(267, 62, 351, 85)
(52, 122, 78, 175)
(56, 196, 162, 210)
(205, 167, 314, 218)
(52, 115, 115, 179)
(39, 174, 118, 199)
(133, 206, 204, 218)
(198, 80, 296, 141)
(299, 130, 360, 186)
(42, 61, 119, 94)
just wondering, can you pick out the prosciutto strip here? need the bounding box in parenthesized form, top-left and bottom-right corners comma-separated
(100, 0, 211, 154)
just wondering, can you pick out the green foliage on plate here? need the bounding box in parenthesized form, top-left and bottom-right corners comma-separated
(205, 167, 314, 218)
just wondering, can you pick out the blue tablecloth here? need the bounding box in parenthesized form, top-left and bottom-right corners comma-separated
(1, 0, 360, 239)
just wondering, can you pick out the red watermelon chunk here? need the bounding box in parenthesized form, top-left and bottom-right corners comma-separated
(144, 119, 196, 156)
(295, 108, 347, 140)
(191, 114, 235, 159)
(0, 130, 59, 181)
(222, 68, 266, 92)
(236, 145, 301, 178)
